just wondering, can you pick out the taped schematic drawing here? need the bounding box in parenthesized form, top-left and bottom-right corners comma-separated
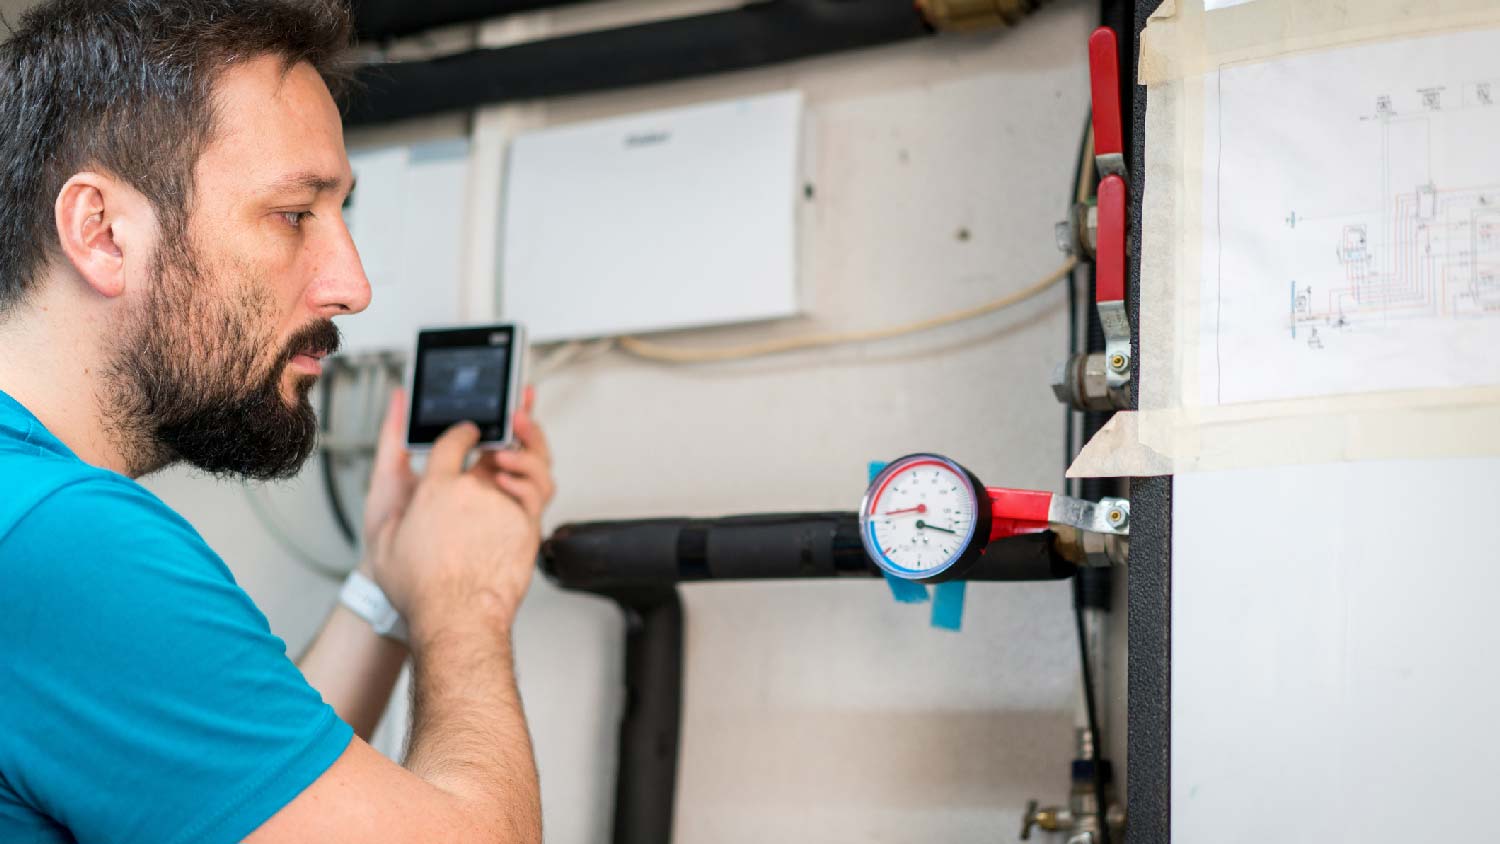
(1200, 26, 1500, 405)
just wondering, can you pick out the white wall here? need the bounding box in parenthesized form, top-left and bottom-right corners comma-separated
(146, 1, 1114, 841)
(1173, 459, 1500, 843)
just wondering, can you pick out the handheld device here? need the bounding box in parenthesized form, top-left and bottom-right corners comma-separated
(406, 323, 527, 450)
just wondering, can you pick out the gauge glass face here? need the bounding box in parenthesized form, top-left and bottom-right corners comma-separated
(862, 457, 979, 577)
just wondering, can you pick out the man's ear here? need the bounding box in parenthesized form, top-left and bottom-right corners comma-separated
(54, 172, 148, 300)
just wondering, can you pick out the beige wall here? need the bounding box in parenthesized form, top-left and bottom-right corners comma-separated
(143, 1, 1122, 842)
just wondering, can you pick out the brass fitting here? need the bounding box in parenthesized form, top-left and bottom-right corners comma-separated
(1052, 525, 1129, 568)
(916, 0, 1037, 32)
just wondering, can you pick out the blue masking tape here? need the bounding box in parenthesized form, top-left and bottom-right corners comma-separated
(885, 574, 931, 604)
(930, 580, 967, 632)
(869, 460, 931, 604)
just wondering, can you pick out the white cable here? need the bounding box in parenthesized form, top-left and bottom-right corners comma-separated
(241, 483, 351, 580)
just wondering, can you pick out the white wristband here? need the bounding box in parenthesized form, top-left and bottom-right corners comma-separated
(339, 570, 409, 643)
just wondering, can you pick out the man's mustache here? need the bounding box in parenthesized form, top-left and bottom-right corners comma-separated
(279, 320, 341, 370)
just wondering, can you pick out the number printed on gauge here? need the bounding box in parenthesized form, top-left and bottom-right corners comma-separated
(860, 453, 990, 582)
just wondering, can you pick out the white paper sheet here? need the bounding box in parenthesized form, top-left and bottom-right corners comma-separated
(1199, 27, 1500, 405)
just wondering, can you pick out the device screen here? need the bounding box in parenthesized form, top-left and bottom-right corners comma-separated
(408, 326, 518, 445)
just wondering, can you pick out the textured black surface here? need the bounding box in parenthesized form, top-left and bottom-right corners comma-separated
(1127, 2, 1172, 842)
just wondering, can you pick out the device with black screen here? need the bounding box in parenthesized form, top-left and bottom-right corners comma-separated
(406, 323, 527, 450)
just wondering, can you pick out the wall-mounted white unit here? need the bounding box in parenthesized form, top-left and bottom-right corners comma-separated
(499, 91, 803, 343)
(341, 139, 470, 353)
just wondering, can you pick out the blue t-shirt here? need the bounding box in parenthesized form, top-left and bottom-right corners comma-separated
(0, 391, 353, 844)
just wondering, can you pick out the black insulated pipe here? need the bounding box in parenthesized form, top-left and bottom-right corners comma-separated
(600, 588, 682, 844)
(541, 512, 1077, 592)
(351, 0, 596, 41)
(345, 0, 933, 126)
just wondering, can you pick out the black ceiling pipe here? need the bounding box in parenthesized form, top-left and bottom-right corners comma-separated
(351, 0, 597, 41)
(344, 0, 932, 126)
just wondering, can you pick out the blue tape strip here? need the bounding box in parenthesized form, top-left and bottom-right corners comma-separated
(930, 580, 967, 631)
(884, 574, 931, 604)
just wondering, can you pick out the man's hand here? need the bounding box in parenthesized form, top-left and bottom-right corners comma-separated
(371, 421, 540, 640)
(362, 385, 554, 575)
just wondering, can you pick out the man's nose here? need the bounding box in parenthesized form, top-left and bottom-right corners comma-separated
(306, 221, 373, 317)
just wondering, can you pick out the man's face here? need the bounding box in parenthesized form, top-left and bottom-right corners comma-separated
(107, 56, 369, 479)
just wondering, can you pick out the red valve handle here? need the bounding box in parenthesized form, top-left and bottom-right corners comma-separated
(1088, 27, 1123, 162)
(1096, 174, 1126, 304)
(987, 487, 1053, 542)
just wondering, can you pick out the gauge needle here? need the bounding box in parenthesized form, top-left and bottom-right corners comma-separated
(883, 505, 927, 516)
(915, 519, 957, 535)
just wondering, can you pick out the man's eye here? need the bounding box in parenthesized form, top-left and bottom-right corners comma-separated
(280, 211, 313, 228)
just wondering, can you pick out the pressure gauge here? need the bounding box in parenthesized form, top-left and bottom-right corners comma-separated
(859, 453, 993, 582)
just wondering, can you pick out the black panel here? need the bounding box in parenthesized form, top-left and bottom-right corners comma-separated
(1127, 2, 1171, 842)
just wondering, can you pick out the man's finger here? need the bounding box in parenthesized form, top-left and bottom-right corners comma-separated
(513, 406, 551, 465)
(493, 450, 555, 503)
(427, 422, 480, 478)
(373, 388, 410, 471)
(496, 472, 543, 520)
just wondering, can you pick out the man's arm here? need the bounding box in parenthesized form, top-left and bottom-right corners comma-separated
(296, 600, 407, 740)
(249, 421, 545, 843)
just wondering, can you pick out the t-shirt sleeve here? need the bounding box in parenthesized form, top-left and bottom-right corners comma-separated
(0, 478, 353, 844)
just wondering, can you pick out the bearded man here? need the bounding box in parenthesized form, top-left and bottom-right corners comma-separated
(0, 1, 553, 841)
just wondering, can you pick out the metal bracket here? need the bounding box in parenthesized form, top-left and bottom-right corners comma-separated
(1048, 495, 1129, 535)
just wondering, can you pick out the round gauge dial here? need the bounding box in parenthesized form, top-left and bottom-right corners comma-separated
(860, 454, 991, 582)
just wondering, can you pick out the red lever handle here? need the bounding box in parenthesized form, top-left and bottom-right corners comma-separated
(1088, 27, 1123, 161)
(1096, 174, 1126, 304)
(987, 487, 1052, 542)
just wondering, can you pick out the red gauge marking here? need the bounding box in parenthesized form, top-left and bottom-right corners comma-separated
(883, 505, 927, 516)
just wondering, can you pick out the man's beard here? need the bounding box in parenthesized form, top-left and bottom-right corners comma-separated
(102, 240, 340, 481)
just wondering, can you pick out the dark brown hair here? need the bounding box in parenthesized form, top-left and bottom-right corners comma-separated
(0, 0, 354, 311)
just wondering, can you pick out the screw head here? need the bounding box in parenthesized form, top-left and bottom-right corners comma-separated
(1108, 353, 1129, 372)
(1106, 507, 1127, 528)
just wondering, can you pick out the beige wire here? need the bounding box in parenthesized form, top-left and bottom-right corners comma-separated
(1077, 122, 1096, 206)
(615, 256, 1078, 364)
(607, 120, 1093, 367)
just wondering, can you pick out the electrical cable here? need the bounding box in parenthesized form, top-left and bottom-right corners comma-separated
(614, 257, 1078, 364)
(1065, 115, 1094, 501)
(320, 360, 360, 548)
(539, 126, 1092, 374)
(241, 483, 350, 580)
(1074, 583, 1112, 844)
(1065, 109, 1111, 844)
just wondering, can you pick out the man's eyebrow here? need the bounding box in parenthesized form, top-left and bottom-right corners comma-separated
(266, 172, 355, 196)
